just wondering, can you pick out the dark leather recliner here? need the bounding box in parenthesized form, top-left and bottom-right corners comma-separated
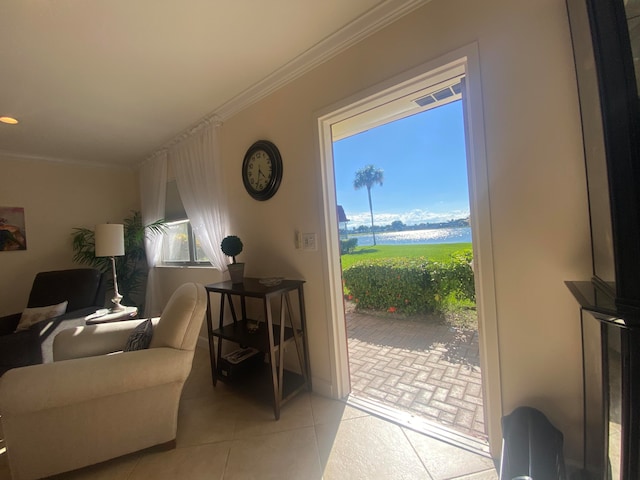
(0, 268, 106, 375)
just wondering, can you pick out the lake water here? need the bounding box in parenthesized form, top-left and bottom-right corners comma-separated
(347, 227, 472, 246)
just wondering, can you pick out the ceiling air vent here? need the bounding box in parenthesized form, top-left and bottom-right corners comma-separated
(414, 94, 436, 107)
(413, 80, 462, 108)
(433, 87, 454, 101)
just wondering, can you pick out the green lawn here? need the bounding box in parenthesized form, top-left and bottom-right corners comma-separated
(340, 242, 472, 270)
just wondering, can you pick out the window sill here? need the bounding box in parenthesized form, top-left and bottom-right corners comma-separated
(156, 264, 217, 270)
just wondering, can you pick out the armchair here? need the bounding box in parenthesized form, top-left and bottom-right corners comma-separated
(0, 268, 107, 375)
(0, 282, 207, 480)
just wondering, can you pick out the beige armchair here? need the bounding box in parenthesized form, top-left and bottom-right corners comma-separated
(0, 282, 207, 480)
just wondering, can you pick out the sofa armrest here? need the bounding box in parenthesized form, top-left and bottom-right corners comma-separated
(0, 347, 193, 415)
(52, 317, 160, 361)
(0, 313, 20, 335)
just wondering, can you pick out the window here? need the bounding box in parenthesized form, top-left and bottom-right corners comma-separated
(162, 181, 210, 265)
(162, 219, 210, 264)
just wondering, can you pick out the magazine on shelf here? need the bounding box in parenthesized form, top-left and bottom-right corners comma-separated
(222, 347, 260, 365)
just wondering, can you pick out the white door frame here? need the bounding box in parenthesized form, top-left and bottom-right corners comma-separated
(315, 42, 502, 456)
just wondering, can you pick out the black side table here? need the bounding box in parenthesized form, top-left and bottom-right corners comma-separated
(204, 278, 310, 419)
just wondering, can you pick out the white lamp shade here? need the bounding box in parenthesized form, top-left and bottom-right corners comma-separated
(95, 224, 125, 257)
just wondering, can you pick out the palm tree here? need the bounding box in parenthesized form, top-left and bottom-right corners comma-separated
(353, 164, 384, 246)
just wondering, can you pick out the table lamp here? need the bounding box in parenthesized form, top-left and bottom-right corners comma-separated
(95, 223, 126, 312)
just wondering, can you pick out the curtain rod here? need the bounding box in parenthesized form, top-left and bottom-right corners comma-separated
(142, 113, 223, 165)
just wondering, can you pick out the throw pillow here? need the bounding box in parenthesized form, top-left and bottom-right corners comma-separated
(124, 319, 153, 351)
(15, 301, 68, 332)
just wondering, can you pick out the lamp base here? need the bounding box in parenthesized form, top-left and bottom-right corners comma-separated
(109, 302, 126, 313)
(108, 255, 126, 312)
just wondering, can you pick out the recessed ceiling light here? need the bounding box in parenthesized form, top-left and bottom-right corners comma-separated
(0, 116, 19, 125)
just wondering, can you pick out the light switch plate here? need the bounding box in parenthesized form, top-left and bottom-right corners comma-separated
(302, 233, 317, 251)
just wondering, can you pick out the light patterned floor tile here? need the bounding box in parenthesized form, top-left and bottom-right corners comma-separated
(224, 426, 322, 480)
(309, 393, 370, 425)
(127, 443, 230, 480)
(404, 428, 496, 479)
(315, 415, 428, 479)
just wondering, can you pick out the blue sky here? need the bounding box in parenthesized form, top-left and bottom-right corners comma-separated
(333, 100, 470, 228)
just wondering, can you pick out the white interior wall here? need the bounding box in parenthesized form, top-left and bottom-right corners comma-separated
(155, 266, 223, 339)
(208, 0, 591, 461)
(0, 154, 139, 316)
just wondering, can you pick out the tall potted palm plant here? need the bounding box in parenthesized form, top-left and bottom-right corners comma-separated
(71, 211, 166, 313)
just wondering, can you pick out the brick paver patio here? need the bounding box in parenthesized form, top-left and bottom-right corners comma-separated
(345, 307, 487, 443)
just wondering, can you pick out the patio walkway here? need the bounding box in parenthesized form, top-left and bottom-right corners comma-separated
(345, 305, 487, 446)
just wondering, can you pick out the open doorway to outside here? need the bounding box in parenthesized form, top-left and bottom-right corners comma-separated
(316, 46, 501, 457)
(332, 77, 488, 452)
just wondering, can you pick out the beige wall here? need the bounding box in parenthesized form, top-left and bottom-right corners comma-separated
(0, 154, 139, 316)
(155, 266, 223, 339)
(1, 0, 592, 463)
(204, 0, 591, 462)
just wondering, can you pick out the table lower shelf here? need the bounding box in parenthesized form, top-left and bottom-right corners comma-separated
(215, 362, 308, 408)
(211, 319, 300, 350)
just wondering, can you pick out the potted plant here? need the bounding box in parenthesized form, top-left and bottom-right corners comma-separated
(71, 211, 166, 314)
(221, 235, 244, 284)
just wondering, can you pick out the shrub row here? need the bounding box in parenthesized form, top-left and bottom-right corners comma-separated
(340, 238, 358, 255)
(342, 251, 475, 315)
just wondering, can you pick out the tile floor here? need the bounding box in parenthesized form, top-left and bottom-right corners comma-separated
(0, 347, 499, 479)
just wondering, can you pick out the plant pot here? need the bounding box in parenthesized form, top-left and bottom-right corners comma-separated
(228, 263, 245, 284)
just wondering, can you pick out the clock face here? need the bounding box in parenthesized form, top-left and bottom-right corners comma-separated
(245, 150, 272, 192)
(242, 140, 283, 201)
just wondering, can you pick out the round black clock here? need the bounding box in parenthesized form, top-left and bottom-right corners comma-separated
(242, 140, 283, 201)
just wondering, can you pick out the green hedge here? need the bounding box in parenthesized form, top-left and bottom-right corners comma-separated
(340, 238, 358, 255)
(343, 251, 474, 315)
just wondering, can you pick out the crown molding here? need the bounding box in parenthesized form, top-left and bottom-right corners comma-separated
(142, 0, 429, 165)
(6, 1, 429, 169)
(0, 149, 134, 170)
(214, 0, 428, 120)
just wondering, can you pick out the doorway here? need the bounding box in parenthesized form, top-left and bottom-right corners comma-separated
(316, 44, 502, 457)
(332, 95, 490, 452)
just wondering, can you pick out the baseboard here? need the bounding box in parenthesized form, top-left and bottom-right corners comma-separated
(311, 376, 334, 398)
(565, 459, 584, 479)
(197, 335, 208, 350)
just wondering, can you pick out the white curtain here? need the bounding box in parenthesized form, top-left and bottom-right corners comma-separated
(169, 122, 228, 270)
(139, 151, 167, 316)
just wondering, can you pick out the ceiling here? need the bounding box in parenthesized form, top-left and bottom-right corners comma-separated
(0, 0, 425, 168)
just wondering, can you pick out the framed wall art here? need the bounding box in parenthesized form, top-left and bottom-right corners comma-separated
(0, 206, 27, 251)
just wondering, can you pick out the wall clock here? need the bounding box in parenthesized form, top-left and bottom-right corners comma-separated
(242, 140, 283, 201)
